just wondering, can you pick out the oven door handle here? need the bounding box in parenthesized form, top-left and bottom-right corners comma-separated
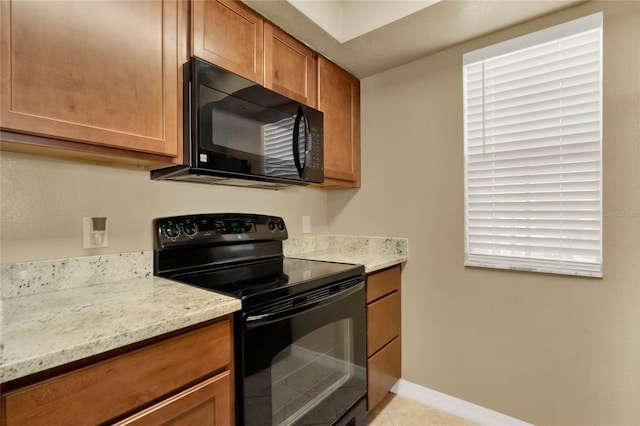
(245, 281, 364, 328)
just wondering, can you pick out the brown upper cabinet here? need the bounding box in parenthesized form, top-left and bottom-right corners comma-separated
(192, 0, 264, 85)
(264, 23, 317, 108)
(318, 57, 361, 188)
(192, 1, 317, 108)
(0, 0, 185, 161)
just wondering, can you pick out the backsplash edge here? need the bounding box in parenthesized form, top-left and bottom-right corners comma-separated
(0, 251, 152, 299)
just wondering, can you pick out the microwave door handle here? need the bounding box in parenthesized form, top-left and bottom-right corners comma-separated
(292, 107, 306, 177)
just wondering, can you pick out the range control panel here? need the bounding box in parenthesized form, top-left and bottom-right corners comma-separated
(154, 213, 287, 249)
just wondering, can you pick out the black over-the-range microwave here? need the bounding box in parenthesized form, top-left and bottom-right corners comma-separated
(151, 57, 324, 189)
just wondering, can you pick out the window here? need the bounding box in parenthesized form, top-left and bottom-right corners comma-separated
(463, 13, 603, 277)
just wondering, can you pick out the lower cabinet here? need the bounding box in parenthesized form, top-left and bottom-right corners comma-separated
(366, 265, 402, 411)
(0, 317, 233, 426)
(114, 371, 231, 425)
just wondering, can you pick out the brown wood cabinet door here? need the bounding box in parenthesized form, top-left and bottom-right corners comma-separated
(367, 336, 401, 411)
(264, 23, 317, 108)
(317, 57, 361, 187)
(0, 0, 181, 157)
(192, 0, 264, 84)
(113, 371, 232, 426)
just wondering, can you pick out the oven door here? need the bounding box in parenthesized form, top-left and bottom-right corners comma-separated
(239, 279, 366, 426)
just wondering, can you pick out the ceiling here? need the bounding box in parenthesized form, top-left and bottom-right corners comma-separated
(243, 0, 586, 78)
(286, 0, 442, 43)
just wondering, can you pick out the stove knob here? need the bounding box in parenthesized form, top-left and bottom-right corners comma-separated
(163, 224, 180, 239)
(277, 220, 285, 231)
(184, 222, 198, 237)
(267, 220, 276, 231)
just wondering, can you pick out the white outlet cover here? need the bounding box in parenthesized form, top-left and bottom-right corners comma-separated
(83, 217, 109, 249)
(302, 216, 311, 234)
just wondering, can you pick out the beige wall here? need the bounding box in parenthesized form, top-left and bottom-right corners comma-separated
(328, 1, 640, 424)
(1, 1, 638, 423)
(0, 152, 329, 263)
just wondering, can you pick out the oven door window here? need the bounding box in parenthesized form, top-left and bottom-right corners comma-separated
(197, 85, 306, 180)
(241, 283, 366, 426)
(271, 319, 353, 425)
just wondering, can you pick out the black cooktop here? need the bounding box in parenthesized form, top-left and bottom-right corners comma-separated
(153, 213, 365, 309)
(169, 257, 364, 309)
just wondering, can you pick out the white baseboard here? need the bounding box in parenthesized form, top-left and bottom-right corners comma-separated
(391, 379, 535, 426)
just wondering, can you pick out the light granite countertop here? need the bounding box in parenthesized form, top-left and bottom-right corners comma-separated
(0, 254, 240, 384)
(284, 235, 408, 273)
(289, 251, 406, 273)
(1, 234, 406, 384)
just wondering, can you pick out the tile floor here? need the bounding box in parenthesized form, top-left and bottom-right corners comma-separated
(367, 393, 479, 426)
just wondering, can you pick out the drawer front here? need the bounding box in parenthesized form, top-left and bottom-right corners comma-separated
(367, 336, 401, 411)
(1, 319, 231, 426)
(366, 265, 401, 303)
(366, 291, 401, 356)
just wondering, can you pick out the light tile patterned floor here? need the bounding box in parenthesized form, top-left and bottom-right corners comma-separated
(367, 393, 479, 426)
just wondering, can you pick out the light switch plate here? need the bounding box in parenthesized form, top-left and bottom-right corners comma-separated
(302, 216, 311, 234)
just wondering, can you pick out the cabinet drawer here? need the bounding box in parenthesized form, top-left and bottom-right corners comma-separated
(367, 291, 401, 356)
(366, 265, 401, 303)
(367, 336, 401, 411)
(113, 370, 232, 426)
(1, 320, 231, 426)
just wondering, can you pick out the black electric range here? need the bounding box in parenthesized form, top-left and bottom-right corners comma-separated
(153, 213, 367, 426)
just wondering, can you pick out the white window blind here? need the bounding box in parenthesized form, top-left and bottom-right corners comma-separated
(463, 13, 603, 277)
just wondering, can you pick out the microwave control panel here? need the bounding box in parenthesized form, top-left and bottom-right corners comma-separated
(308, 128, 323, 170)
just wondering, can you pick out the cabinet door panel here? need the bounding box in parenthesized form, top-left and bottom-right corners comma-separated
(367, 336, 401, 411)
(317, 57, 360, 187)
(113, 371, 232, 426)
(193, 0, 264, 84)
(265, 23, 317, 107)
(0, 0, 180, 156)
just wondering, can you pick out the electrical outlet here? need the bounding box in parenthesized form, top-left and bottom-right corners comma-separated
(302, 216, 311, 234)
(83, 217, 108, 248)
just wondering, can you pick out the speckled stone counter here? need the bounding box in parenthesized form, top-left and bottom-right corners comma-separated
(284, 235, 408, 273)
(0, 251, 154, 299)
(0, 253, 241, 383)
(0, 237, 406, 383)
